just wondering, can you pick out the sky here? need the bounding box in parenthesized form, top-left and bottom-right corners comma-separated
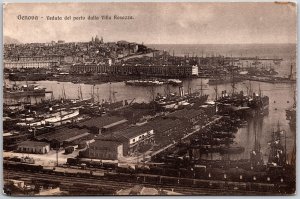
(3, 2, 297, 44)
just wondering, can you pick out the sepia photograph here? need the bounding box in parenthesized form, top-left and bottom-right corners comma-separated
(2, 2, 297, 196)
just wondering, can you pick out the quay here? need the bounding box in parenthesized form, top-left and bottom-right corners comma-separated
(238, 57, 283, 61)
(149, 115, 223, 159)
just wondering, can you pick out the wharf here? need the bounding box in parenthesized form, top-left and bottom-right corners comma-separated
(242, 77, 296, 84)
(149, 115, 223, 158)
(238, 57, 283, 61)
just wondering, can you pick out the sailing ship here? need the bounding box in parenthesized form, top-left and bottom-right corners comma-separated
(267, 125, 287, 167)
(286, 89, 296, 131)
(215, 67, 269, 116)
(154, 79, 208, 110)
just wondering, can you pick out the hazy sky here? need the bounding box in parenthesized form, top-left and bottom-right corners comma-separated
(3, 2, 297, 44)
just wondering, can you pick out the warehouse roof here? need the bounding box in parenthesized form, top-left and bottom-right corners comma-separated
(77, 116, 127, 129)
(146, 118, 183, 133)
(167, 108, 204, 120)
(64, 132, 91, 143)
(35, 128, 90, 143)
(97, 124, 153, 142)
(103, 119, 128, 129)
(18, 140, 49, 147)
(117, 125, 153, 139)
(90, 139, 123, 148)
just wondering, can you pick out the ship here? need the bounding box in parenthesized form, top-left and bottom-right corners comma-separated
(16, 109, 80, 127)
(125, 79, 182, 86)
(250, 119, 264, 168)
(246, 64, 296, 84)
(4, 84, 51, 97)
(208, 76, 242, 85)
(215, 69, 269, 116)
(8, 72, 49, 81)
(286, 91, 296, 131)
(216, 90, 269, 116)
(167, 79, 183, 86)
(286, 107, 296, 130)
(267, 125, 287, 167)
(125, 79, 164, 86)
(154, 85, 208, 110)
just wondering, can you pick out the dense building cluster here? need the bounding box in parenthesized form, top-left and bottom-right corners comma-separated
(4, 36, 152, 69)
(78, 105, 214, 160)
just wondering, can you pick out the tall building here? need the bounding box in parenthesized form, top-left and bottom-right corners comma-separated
(95, 35, 100, 43)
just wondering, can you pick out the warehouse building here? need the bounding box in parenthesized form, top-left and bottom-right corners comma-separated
(35, 127, 93, 149)
(17, 141, 50, 154)
(87, 138, 124, 160)
(146, 118, 190, 146)
(76, 115, 128, 134)
(118, 124, 154, 155)
(167, 108, 205, 126)
(83, 124, 154, 160)
(70, 63, 198, 78)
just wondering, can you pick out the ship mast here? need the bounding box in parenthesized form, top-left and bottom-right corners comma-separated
(149, 85, 155, 101)
(80, 85, 83, 101)
(97, 87, 100, 103)
(164, 84, 170, 97)
(78, 86, 81, 100)
(250, 118, 263, 167)
(214, 83, 218, 114)
(90, 85, 95, 103)
(285, 130, 287, 165)
(187, 79, 192, 95)
(258, 84, 262, 97)
(230, 55, 236, 95)
(108, 82, 112, 104)
(51, 90, 55, 101)
(200, 79, 203, 97)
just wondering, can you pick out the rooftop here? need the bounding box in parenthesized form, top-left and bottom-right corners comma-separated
(18, 140, 49, 147)
(77, 116, 127, 129)
(90, 139, 123, 148)
(116, 125, 153, 139)
(167, 108, 204, 120)
(35, 128, 89, 143)
(96, 124, 153, 142)
(146, 118, 183, 133)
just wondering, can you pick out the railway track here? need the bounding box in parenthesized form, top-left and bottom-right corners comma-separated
(4, 170, 279, 195)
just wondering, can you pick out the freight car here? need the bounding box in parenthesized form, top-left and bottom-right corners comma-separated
(65, 146, 74, 154)
(4, 160, 289, 194)
(4, 160, 43, 172)
(67, 158, 117, 171)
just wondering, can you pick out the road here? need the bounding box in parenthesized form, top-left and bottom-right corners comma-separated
(3, 145, 88, 166)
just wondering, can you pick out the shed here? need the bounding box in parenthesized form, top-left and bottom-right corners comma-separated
(17, 141, 50, 154)
(76, 116, 128, 134)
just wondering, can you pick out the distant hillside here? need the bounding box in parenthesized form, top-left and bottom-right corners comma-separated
(4, 36, 21, 44)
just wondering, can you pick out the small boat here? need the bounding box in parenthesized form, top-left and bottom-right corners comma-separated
(167, 79, 182, 86)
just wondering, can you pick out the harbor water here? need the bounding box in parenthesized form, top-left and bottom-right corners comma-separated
(4, 43, 296, 164)
(4, 78, 296, 163)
